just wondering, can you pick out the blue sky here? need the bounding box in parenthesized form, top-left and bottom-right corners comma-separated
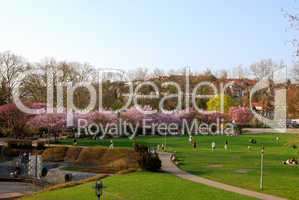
(0, 0, 297, 73)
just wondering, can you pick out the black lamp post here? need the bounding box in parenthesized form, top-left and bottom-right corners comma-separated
(95, 180, 103, 200)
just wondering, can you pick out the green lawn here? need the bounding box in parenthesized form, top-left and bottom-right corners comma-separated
(57, 133, 299, 199)
(23, 172, 256, 200)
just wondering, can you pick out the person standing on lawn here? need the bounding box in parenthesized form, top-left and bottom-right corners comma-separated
(109, 140, 114, 149)
(189, 135, 193, 143)
(224, 140, 228, 150)
(192, 138, 197, 149)
(211, 142, 216, 152)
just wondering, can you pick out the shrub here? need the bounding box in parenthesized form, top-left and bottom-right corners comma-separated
(207, 95, 234, 113)
(143, 152, 161, 171)
(2, 147, 19, 157)
(0, 147, 3, 161)
(134, 143, 149, 154)
(0, 127, 12, 137)
(23, 126, 39, 137)
(134, 143, 161, 171)
(41, 167, 48, 177)
(7, 139, 32, 149)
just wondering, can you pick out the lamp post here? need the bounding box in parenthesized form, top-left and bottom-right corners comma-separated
(95, 180, 103, 200)
(164, 132, 167, 151)
(260, 145, 264, 190)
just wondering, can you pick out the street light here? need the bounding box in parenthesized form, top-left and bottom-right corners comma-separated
(260, 145, 265, 190)
(94, 180, 103, 200)
(164, 131, 167, 151)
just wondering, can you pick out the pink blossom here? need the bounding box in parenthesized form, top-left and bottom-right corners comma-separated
(0, 102, 47, 132)
(229, 107, 252, 125)
(176, 107, 197, 123)
(144, 112, 181, 125)
(74, 111, 117, 126)
(200, 111, 227, 123)
(26, 112, 67, 131)
(120, 107, 147, 124)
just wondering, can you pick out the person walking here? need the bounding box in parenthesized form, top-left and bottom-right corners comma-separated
(109, 140, 114, 149)
(224, 140, 228, 150)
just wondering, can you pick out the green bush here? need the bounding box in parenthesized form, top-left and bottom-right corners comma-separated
(134, 143, 148, 154)
(7, 140, 32, 149)
(23, 126, 39, 137)
(134, 143, 161, 172)
(2, 147, 19, 157)
(0, 147, 3, 161)
(0, 127, 12, 137)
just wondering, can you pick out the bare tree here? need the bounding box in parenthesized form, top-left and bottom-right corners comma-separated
(250, 59, 277, 80)
(19, 58, 97, 107)
(284, 6, 299, 82)
(218, 69, 228, 80)
(233, 65, 249, 79)
(284, 7, 299, 57)
(152, 68, 165, 78)
(129, 67, 149, 81)
(293, 62, 299, 82)
(0, 51, 27, 103)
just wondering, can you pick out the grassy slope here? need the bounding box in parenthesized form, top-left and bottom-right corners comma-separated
(23, 172, 256, 200)
(57, 133, 299, 199)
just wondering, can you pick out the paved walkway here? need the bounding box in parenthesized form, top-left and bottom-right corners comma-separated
(243, 128, 299, 134)
(159, 152, 288, 200)
(0, 192, 29, 200)
(0, 181, 40, 199)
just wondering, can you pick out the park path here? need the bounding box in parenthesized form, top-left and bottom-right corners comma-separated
(158, 152, 288, 200)
(0, 192, 28, 200)
(243, 128, 299, 134)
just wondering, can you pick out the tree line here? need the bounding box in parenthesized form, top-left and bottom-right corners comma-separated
(0, 51, 298, 117)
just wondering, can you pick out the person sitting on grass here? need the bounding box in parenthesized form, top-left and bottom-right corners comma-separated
(283, 158, 298, 166)
(171, 152, 177, 162)
(249, 138, 257, 144)
(171, 152, 180, 165)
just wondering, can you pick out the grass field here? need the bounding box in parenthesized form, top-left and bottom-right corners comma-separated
(57, 133, 299, 199)
(23, 172, 256, 200)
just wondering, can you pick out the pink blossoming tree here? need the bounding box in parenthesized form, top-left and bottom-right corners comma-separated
(0, 102, 46, 137)
(229, 106, 252, 134)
